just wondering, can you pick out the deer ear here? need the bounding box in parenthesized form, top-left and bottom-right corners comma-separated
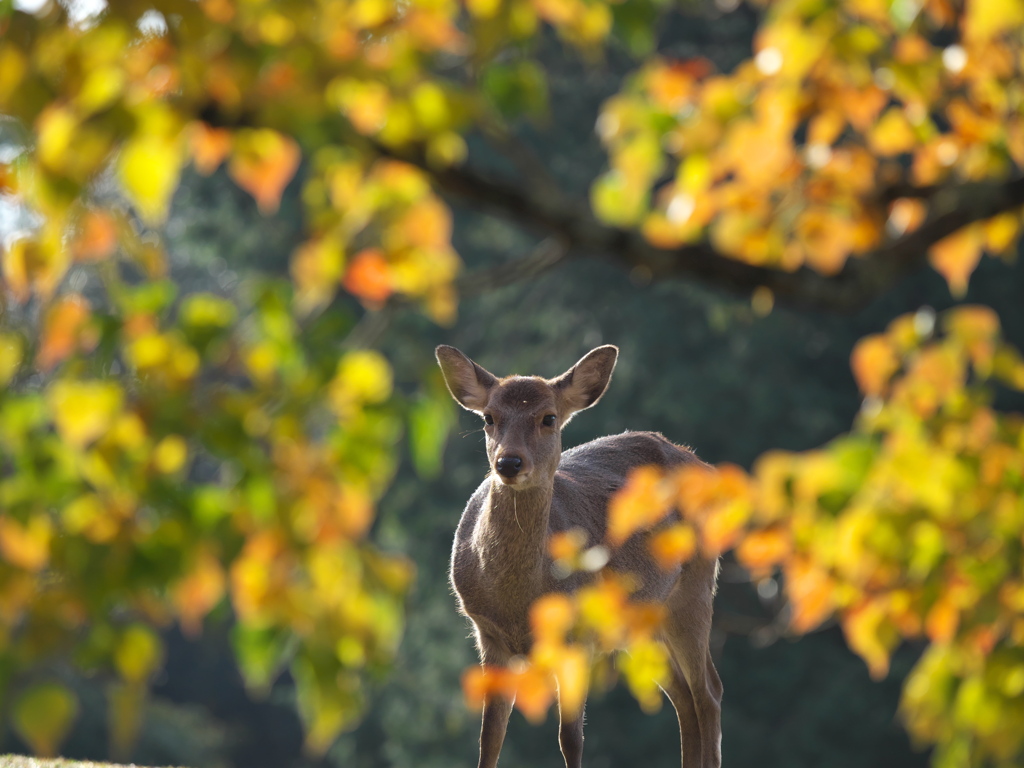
(436, 345, 497, 412)
(551, 345, 618, 417)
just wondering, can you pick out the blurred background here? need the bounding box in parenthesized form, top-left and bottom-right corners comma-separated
(2, 0, 1024, 766)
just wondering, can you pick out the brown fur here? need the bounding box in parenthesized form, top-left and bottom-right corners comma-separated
(436, 345, 722, 768)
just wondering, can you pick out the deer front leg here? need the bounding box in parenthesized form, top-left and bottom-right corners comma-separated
(557, 694, 585, 768)
(476, 633, 514, 768)
(479, 693, 514, 768)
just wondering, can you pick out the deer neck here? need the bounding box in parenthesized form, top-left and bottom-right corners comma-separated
(473, 479, 553, 583)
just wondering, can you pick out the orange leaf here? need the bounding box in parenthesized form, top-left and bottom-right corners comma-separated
(925, 592, 959, 643)
(531, 594, 576, 643)
(735, 527, 791, 575)
(229, 129, 301, 214)
(0, 515, 52, 572)
(73, 210, 118, 262)
(173, 551, 225, 637)
(36, 294, 92, 371)
(701, 503, 749, 554)
(851, 334, 900, 397)
(343, 248, 393, 305)
(786, 558, 836, 633)
(929, 226, 983, 297)
(549, 528, 587, 563)
(648, 524, 697, 570)
(190, 122, 233, 175)
(398, 198, 452, 249)
(513, 666, 557, 723)
(607, 466, 672, 546)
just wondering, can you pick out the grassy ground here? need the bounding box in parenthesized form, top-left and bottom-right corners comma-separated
(0, 758, 174, 768)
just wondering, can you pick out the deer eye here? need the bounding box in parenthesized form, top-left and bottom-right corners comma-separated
(484, 413, 494, 425)
(542, 414, 556, 427)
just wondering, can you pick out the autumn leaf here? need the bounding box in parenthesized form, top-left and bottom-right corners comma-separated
(0, 515, 52, 572)
(735, 527, 791, 576)
(342, 248, 393, 305)
(119, 125, 185, 224)
(648, 523, 697, 570)
(929, 226, 983, 297)
(851, 334, 900, 397)
(47, 380, 124, 448)
(607, 466, 673, 545)
(229, 129, 301, 214)
(36, 294, 93, 371)
(190, 122, 233, 175)
(786, 558, 837, 633)
(73, 209, 119, 262)
(842, 599, 895, 679)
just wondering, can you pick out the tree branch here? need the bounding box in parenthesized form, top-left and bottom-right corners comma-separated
(403, 148, 1024, 312)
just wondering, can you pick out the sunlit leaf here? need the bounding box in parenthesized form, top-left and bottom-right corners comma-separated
(47, 380, 123, 448)
(229, 129, 301, 214)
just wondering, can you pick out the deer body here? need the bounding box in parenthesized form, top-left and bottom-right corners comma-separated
(436, 346, 722, 768)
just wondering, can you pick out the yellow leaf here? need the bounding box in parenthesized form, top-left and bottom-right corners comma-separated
(842, 599, 894, 679)
(115, 624, 163, 684)
(154, 435, 188, 474)
(617, 638, 669, 712)
(48, 380, 124, 448)
(329, 350, 394, 416)
(0, 332, 23, 386)
(13, 683, 79, 758)
(552, 645, 589, 719)
(964, 0, 1024, 40)
(3, 232, 70, 303)
(118, 131, 184, 225)
(869, 108, 918, 156)
(291, 236, 345, 314)
(930, 226, 983, 297)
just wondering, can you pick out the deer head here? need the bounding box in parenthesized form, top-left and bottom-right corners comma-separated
(436, 345, 619, 489)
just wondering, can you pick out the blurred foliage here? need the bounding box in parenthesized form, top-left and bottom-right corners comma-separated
(0, 0, 1023, 764)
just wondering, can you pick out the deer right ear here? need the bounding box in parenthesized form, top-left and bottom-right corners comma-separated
(435, 345, 497, 412)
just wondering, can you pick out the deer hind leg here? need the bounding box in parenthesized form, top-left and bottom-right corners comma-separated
(662, 587, 722, 767)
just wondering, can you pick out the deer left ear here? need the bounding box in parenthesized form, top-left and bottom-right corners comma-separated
(550, 345, 618, 416)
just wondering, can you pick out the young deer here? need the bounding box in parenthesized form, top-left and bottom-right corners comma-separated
(436, 344, 722, 768)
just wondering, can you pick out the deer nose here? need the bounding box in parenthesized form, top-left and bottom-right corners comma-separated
(495, 456, 523, 478)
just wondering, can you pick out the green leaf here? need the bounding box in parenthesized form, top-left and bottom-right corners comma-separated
(293, 654, 364, 755)
(408, 393, 453, 479)
(232, 625, 292, 696)
(481, 61, 549, 120)
(114, 624, 163, 684)
(13, 683, 79, 757)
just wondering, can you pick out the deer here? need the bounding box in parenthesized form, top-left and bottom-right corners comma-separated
(435, 344, 722, 768)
